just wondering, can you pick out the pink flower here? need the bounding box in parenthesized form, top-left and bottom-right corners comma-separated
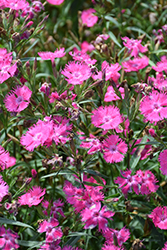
(38, 48, 66, 63)
(61, 61, 92, 85)
(91, 105, 122, 130)
(148, 72, 167, 91)
(122, 37, 148, 57)
(102, 135, 128, 163)
(18, 186, 45, 207)
(0, 146, 16, 170)
(69, 50, 97, 65)
(0, 176, 9, 202)
(102, 244, 122, 250)
(38, 218, 62, 243)
(104, 86, 124, 102)
(50, 199, 65, 219)
(3, 0, 29, 10)
(159, 149, 167, 176)
(46, 0, 64, 5)
(80, 134, 102, 154)
(81, 8, 98, 27)
(139, 91, 167, 122)
(149, 206, 167, 229)
(81, 41, 95, 53)
(0, 226, 19, 250)
(103, 227, 130, 247)
(162, 242, 167, 250)
(81, 202, 115, 231)
(152, 56, 167, 73)
(92, 61, 121, 83)
(122, 56, 149, 72)
(4, 85, 32, 113)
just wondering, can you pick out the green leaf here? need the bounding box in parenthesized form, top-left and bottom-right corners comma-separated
(18, 240, 42, 249)
(126, 26, 151, 39)
(105, 16, 121, 27)
(108, 31, 122, 48)
(0, 218, 34, 229)
(64, 236, 81, 247)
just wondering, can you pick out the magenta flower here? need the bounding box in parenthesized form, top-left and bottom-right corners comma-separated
(18, 186, 45, 207)
(102, 135, 128, 163)
(0, 226, 19, 250)
(61, 61, 92, 85)
(0, 146, 16, 170)
(103, 227, 130, 247)
(122, 36, 148, 57)
(139, 91, 167, 122)
(50, 199, 65, 219)
(38, 218, 63, 243)
(0, 176, 9, 202)
(80, 134, 102, 154)
(162, 242, 167, 250)
(159, 149, 167, 176)
(3, 0, 29, 10)
(91, 105, 123, 130)
(38, 48, 66, 63)
(104, 86, 124, 102)
(102, 244, 122, 250)
(81, 8, 98, 27)
(152, 56, 167, 73)
(4, 85, 32, 113)
(149, 206, 167, 230)
(148, 72, 167, 91)
(46, 0, 64, 5)
(122, 56, 149, 72)
(81, 202, 115, 231)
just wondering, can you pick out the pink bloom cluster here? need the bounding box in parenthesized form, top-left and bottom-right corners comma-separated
(4, 85, 32, 113)
(42, 199, 65, 218)
(0, 176, 9, 202)
(152, 56, 167, 73)
(102, 227, 130, 249)
(139, 90, 167, 122)
(162, 242, 167, 250)
(0, 145, 16, 170)
(148, 72, 167, 91)
(69, 49, 96, 65)
(104, 86, 124, 102)
(0, 226, 19, 250)
(122, 37, 148, 57)
(159, 149, 167, 176)
(18, 186, 45, 207)
(63, 174, 114, 232)
(115, 169, 159, 197)
(0, 48, 17, 84)
(20, 116, 72, 151)
(149, 206, 167, 229)
(81, 8, 98, 27)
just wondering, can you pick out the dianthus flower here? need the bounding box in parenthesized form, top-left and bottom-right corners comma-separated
(62, 247, 83, 250)
(21, 1, 44, 18)
(0, 146, 16, 170)
(38, 48, 66, 63)
(122, 37, 148, 57)
(4, 85, 32, 113)
(104, 86, 124, 102)
(122, 56, 149, 72)
(0, 176, 9, 202)
(91, 105, 122, 130)
(103, 227, 130, 247)
(38, 218, 63, 243)
(18, 186, 45, 207)
(0, 48, 17, 84)
(102, 244, 122, 250)
(46, 0, 64, 5)
(159, 149, 167, 176)
(148, 72, 167, 91)
(81, 41, 95, 53)
(81, 202, 115, 231)
(102, 135, 128, 163)
(69, 50, 96, 65)
(152, 56, 167, 73)
(149, 206, 167, 229)
(80, 134, 102, 154)
(162, 242, 167, 250)
(20, 119, 53, 151)
(115, 169, 158, 196)
(50, 199, 65, 219)
(92, 61, 121, 83)
(81, 8, 98, 27)
(0, 226, 19, 249)
(3, 0, 29, 10)
(139, 91, 167, 122)
(61, 61, 92, 85)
